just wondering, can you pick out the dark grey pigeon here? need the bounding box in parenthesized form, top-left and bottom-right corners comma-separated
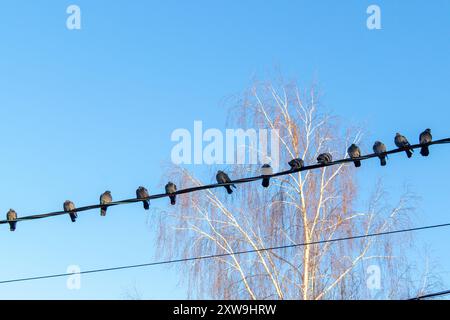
(63, 200, 77, 222)
(347, 144, 362, 167)
(317, 153, 332, 165)
(373, 141, 387, 166)
(136, 186, 150, 210)
(419, 128, 432, 156)
(216, 170, 236, 194)
(6, 209, 17, 232)
(261, 164, 273, 188)
(288, 158, 304, 170)
(99, 191, 112, 216)
(395, 133, 413, 158)
(165, 182, 177, 205)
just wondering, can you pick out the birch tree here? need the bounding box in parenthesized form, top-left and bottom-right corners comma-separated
(154, 80, 435, 300)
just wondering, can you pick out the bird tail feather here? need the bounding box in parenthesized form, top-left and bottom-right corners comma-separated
(101, 207, 107, 216)
(354, 160, 361, 168)
(143, 200, 150, 210)
(225, 186, 233, 194)
(420, 146, 429, 157)
(170, 195, 176, 205)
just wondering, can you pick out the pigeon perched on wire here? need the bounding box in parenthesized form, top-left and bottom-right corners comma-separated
(136, 186, 150, 210)
(288, 158, 304, 171)
(347, 144, 362, 167)
(419, 128, 432, 157)
(373, 141, 387, 166)
(165, 182, 177, 205)
(216, 170, 236, 194)
(99, 191, 112, 216)
(63, 200, 77, 222)
(395, 133, 413, 158)
(317, 153, 332, 165)
(261, 164, 273, 188)
(6, 209, 17, 232)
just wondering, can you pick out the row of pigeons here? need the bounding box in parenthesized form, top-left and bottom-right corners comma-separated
(215, 129, 433, 193)
(4, 129, 433, 232)
(346, 130, 432, 167)
(5, 182, 178, 232)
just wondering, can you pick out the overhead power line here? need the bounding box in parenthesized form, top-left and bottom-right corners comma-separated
(409, 289, 450, 300)
(0, 138, 449, 227)
(1, 221, 450, 285)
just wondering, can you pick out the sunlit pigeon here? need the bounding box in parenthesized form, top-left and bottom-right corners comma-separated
(373, 141, 387, 166)
(63, 200, 77, 222)
(165, 182, 177, 205)
(136, 186, 150, 210)
(347, 144, 362, 167)
(6, 209, 17, 232)
(395, 133, 413, 158)
(99, 191, 112, 216)
(419, 128, 432, 157)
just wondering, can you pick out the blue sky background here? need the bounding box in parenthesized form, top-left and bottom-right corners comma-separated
(0, 0, 449, 299)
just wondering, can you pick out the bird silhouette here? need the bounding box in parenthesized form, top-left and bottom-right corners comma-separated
(136, 186, 150, 210)
(317, 153, 332, 165)
(288, 158, 304, 170)
(373, 141, 387, 166)
(63, 200, 77, 222)
(165, 182, 177, 205)
(395, 133, 413, 158)
(216, 170, 236, 194)
(419, 129, 432, 156)
(347, 144, 362, 167)
(261, 164, 273, 188)
(99, 191, 112, 216)
(6, 209, 17, 232)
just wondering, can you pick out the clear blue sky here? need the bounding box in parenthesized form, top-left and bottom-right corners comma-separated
(0, 0, 449, 299)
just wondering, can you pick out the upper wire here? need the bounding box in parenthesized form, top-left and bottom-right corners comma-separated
(409, 289, 450, 300)
(0, 138, 448, 225)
